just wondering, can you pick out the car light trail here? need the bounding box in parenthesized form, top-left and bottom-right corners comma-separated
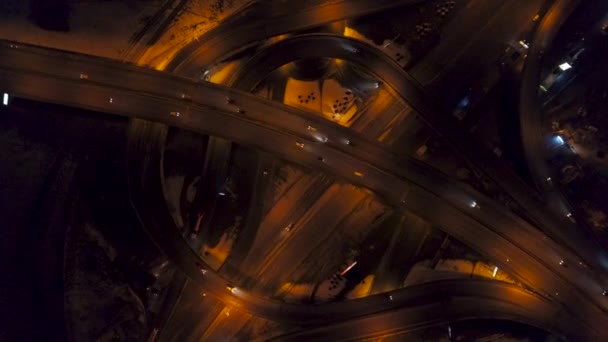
(340, 261, 357, 276)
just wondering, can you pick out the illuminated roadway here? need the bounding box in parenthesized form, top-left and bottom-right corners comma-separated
(268, 279, 580, 341)
(162, 0, 432, 284)
(226, 32, 608, 282)
(517, 0, 603, 260)
(0, 41, 606, 338)
(166, 0, 428, 75)
(519, 0, 580, 192)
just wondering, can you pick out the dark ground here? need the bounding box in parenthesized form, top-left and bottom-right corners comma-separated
(0, 98, 155, 341)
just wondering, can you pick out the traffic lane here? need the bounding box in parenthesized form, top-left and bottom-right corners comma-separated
(220, 152, 275, 271)
(423, 0, 545, 104)
(2, 63, 601, 294)
(121, 107, 608, 335)
(123, 101, 565, 325)
(275, 301, 564, 341)
(129, 121, 576, 334)
(349, 90, 408, 139)
(126, 119, 274, 319)
(0, 39, 454, 179)
(412, 0, 544, 89)
(168, 0, 429, 74)
(397, 180, 606, 329)
(151, 271, 188, 338)
(271, 279, 586, 341)
(226, 33, 608, 283)
(0, 28, 594, 274)
(409, 0, 509, 87)
(158, 279, 221, 341)
(4, 69, 606, 325)
(240, 175, 332, 280)
(4, 40, 604, 332)
(518, 0, 608, 274)
(188, 136, 232, 244)
(370, 214, 430, 294)
(124, 109, 605, 333)
(253, 185, 366, 291)
(412, 0, 507, 70)
(0, 40, 414, 153)
(519, 0, 580, 191)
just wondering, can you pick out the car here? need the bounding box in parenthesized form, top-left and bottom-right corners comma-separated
(284, 223, 294, 232)
(226, 96, 234, 104)
(226, 284, 237, 293)
(170, 111, 180, 117)
(295, 141, 305, 148)
(195, 262, 207, 275)
(236, 108, 245, 114)
(79, 73, 89, 80)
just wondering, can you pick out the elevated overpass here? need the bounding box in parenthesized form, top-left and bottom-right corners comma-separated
(0, 40, 606, 338)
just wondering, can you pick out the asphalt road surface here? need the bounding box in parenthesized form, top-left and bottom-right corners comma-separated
(1, 39, 607, 338)
(269, 279, 583, 341)
(225, 32, 608, 281)
(166, 0, 429, 75)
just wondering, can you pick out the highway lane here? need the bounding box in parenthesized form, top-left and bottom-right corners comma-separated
(187, 135, 232, 241)
(236, 174, 333, 286)
(218, 152, 276, 273)
(370, 213, 430, 294)
(520, 0, 580, 197)
(269, 279, 580, 341)
(517, 0, 608, 267)
(129, 129, 594, 342)
(166, 0, 429, 75)
(252, 184, 367, 292)
(2, 43, 607, 334)
(225, 32, 608, 282)
(410, 0, 544, 101)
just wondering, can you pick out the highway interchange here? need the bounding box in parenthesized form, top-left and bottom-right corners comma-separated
(2, 0, 608, 339)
